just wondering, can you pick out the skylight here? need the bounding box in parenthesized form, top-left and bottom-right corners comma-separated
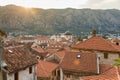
(8, 50, 13, 53)
(77, 54, 81, 59)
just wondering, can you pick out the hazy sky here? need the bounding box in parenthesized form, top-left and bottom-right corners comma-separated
(0, 0, 120, 9)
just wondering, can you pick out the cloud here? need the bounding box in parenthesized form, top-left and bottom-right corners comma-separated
(0, 0, 120, 9)
(82, 0, 120, 9)
(86, 0, 105, 5)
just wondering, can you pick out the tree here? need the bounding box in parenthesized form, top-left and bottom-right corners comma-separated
(114, 58, 120, 66)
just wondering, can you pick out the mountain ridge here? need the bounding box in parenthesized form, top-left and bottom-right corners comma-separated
(0, 5, 120, 35)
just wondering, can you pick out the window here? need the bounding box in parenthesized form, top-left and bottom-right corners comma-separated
(29, 67, 32, 74)
(104, 53, 108, 59)
(98, 57, 100, 60)
(14, 72, 18, 80)
(118, 54, 120, 58)
(66, 74, 70, 78)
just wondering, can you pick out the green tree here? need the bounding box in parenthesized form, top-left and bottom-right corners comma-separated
(114, 58, 120, 66)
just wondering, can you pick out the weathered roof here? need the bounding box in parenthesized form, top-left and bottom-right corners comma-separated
(37, 60, 58, 77)
(72, 36, 120, 52)
(60, 51, 98, 74)
(3, 45, 38, 73)
(56, 51, 65, 58)
(82, 66, 120, 80)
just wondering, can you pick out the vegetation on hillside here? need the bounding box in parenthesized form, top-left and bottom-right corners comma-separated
(0, 5, 120, 35)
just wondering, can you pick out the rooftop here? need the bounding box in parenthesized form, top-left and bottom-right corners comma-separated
(60, 51, 98, 74)
(72, 36, 120, 52)
(3, 45, 38, 73)
(37, 60, 58, 77)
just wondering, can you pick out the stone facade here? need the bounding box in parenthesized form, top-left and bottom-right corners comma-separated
(72, 48, 120, 65)
(94, 51, 120, 65)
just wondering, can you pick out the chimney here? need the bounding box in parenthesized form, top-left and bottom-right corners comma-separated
(92, 29, 96, 37)
(116, 42, 119, 46)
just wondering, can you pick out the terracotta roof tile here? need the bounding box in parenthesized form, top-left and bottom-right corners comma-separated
(100, 64, 113, 74)
(45, 49, 58, 54)
(82, 66, 120, 80)
(3, 45, 38, 73)
(72, 36, 120, 52)
(56, 51, 65, 58)
(35, 36, 50, 41)
(37, 60, 58, 77)
(32, 47, 46, 53)
(60, 51, 98, 74)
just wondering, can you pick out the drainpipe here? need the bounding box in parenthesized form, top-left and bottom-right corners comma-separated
(60, 68, 63, 80)
(97, 55, 100, 74)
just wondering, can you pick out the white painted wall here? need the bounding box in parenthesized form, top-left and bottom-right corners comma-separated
(7, 65, 37, 80)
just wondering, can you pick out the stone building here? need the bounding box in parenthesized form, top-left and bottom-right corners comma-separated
(72, 36, 120, 65)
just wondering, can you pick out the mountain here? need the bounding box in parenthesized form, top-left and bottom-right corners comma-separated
(0, 5, 120, 35)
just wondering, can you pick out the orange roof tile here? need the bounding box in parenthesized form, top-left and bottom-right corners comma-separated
(56, 51, 65, 58)
(35, 36, 50, 41)
(72, 36, 120, 52)
(3, 45, 38, 73)
(32, 47, 45, 53)
(45, 49, 58, 54)
(60, 51, 98, 74)
(37, 60, 58, 77)
(82, 66, 120, 80)
(100, 64, 113, 74)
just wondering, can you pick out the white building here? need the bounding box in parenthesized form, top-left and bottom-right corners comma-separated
(51, 31, 73, 42)
(1, 45, 38, 80)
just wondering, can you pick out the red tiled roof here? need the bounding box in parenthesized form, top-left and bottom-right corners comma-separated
(61, 38, 67, 42)
(45, 49, 58, 54)
(3, 45, 38, 73)
(100, 64, 113, 74)
(56, 51, 65, 58)
(35, 36, 50, 41)
(82, 66, 120, 80)
(112, 39, 120, 43)
(47, 59, 59, 64)
(60, 51, 98, 74)
(32, 47, 48, 57)
(32, 47, 46, 53)
(72, 36, 120, 52)
(37, 60, 58, 77)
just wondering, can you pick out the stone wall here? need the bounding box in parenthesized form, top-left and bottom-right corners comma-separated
(94, 51, 119, 65)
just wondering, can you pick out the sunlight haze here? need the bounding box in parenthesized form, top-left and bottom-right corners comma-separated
(0, 0, 120, 9)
